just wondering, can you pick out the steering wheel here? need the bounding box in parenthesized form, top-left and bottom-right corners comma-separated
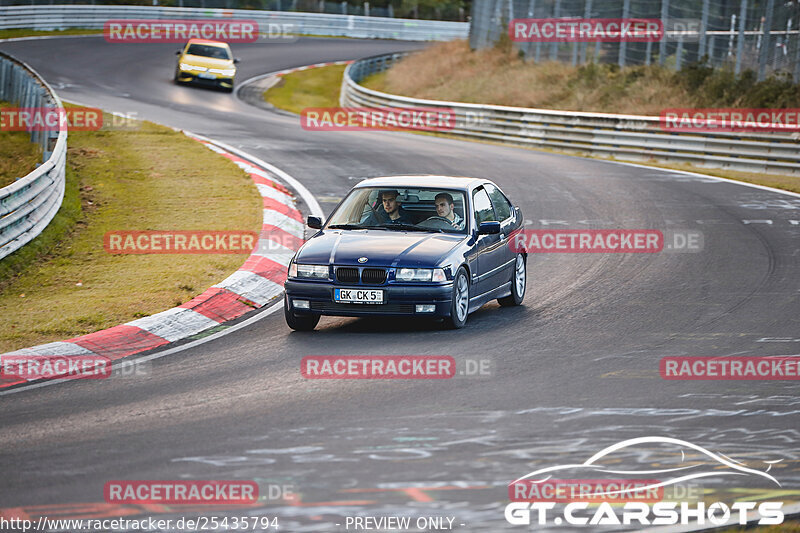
(418, 216, 455, 230)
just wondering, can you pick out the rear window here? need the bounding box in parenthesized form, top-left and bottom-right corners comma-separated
(186, 44, 231, 60)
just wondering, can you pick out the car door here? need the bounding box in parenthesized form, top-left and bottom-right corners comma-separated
(471, 186, 506, 297)
(484, 183, 518, 287)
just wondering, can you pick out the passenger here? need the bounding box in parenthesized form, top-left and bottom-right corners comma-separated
(434, 192, 464, 230)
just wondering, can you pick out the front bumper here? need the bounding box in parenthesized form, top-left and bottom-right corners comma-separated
(285, 280, 453, 318)
(176, 71, 234, 88)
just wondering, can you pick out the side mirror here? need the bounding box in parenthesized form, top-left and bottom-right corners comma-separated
(233, 58, 241, 64)
(478, 221, 501, 235)
(307, 215, 322, 229)
(175, 50, 182, 55)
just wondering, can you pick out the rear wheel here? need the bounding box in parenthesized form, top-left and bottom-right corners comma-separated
(284, 295, 320, 331)
(444, 267, 470, 329)
(498, 254, 526, 306)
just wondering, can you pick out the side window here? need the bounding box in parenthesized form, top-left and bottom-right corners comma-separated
(472, 187, 497, 225)
(485, 184, 512, 221)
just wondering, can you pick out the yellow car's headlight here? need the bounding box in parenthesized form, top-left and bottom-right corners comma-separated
(209, 67, 236, 76)
(179, 62, 207, 72)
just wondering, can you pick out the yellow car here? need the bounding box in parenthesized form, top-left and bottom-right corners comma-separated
(174, 39, 238, 92)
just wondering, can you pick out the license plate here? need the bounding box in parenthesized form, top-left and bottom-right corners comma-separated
(334, 288, 384, 304)
(197, 72, 215, 79)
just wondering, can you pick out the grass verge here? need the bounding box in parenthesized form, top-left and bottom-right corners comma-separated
(361, 40, 800, 114)
(0, 108, 261, 352)
(0, 101, 42, 188)
(0, 29, 103, 40)
(263, 57, 798, 195)
(263, 64, 346, 114)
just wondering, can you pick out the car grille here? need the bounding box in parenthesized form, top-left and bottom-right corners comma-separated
(311, 301, 415, 314)
(361, 268, 387, 285)
(334, 267, 387, 285)
(336, 267, 359, 283)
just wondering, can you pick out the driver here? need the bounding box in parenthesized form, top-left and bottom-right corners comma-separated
(434, 192, 464, 230)
(380, 190, 413, 224)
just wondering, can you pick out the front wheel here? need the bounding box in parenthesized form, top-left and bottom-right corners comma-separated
(444, 267, 470, 329)
(284, 295, 320, 331)
(498, 254, 526, 306)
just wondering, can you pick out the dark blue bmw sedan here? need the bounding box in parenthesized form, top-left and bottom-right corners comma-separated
(284, 176, 526, 330)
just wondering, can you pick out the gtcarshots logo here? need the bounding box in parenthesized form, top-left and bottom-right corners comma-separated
(505, 437, 784, 527)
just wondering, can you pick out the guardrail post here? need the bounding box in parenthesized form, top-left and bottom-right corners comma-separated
(735, 0, 747, 74)
(757, 0, 774, 81)
(549, 0, 561, 61)
(698, 0, 709, 59)
(579, 0, 592, 64)
(618, 0, 630, 67)
(794, 26, 800, 82)
(659, 0, 669, 66)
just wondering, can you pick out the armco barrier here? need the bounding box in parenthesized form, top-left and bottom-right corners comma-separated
(0, 51, 67, 261)
(0, 5, 468, 42)
(341, 53, 800, 176)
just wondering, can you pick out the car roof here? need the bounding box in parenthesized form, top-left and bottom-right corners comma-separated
(186, 39, 231, 48)
(355, 175, 487, 190)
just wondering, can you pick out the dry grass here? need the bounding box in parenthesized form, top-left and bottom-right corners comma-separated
(0, 110, 261, 352)
(363, 40, 692, 115)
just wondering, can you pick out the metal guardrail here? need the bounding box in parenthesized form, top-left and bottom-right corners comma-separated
(0, 52, 67, 260)
(0, 5, 468, 41)
(341, 53, 800, 176)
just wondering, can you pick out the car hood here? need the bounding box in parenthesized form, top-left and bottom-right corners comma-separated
(295, 230, 466, 268)
(180, 54, 234, 69)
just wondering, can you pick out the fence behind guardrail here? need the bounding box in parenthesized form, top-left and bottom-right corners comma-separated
(0, 5, 468, 41)
(341, 52, 800, 176)
(0, 52, 68, 260)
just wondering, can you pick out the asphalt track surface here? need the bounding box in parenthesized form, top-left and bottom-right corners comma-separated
(1, 36, 799, 532)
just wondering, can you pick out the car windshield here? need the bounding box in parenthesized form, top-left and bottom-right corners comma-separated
(186, 44, 231, 60)
(326, 187, 468, 234)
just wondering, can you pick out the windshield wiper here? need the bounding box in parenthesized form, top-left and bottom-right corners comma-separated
(328, 224, 367, 230)
(328, 224, 391, 231)
(383, 223, 443, 233)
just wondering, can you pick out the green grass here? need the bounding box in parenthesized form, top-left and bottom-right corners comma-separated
(0, 101, 42, 188)
(0, 107, 261, 352)
(0, 28, 103, 40)
(0, 132, 41, 188)
(263, 64, 346, 114)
